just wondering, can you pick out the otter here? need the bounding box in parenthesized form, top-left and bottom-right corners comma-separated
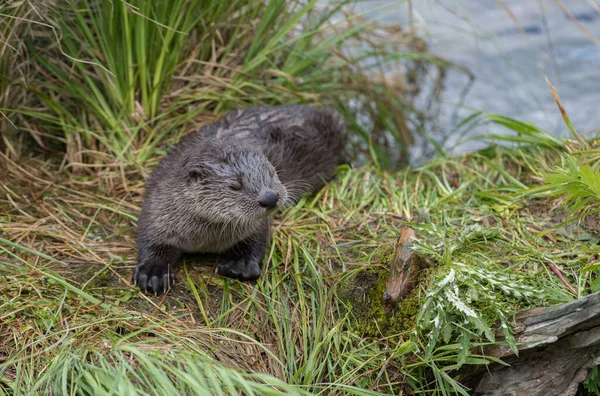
(133, 105, 347, 294)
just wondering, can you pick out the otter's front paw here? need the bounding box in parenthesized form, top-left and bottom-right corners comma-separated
(133, 262, 176, 295)
(215, 258, 261, 281)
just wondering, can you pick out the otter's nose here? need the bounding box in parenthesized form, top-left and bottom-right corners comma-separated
(259, 190, 279, 209)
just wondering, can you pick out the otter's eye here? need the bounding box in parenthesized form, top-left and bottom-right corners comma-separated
(230, 176, 243, 191)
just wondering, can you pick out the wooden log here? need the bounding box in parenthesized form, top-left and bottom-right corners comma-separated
(464, 291, 600, 395)
(383, 227, 421, 304)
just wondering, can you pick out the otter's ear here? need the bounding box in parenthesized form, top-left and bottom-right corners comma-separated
(188, 168, 203, 180)
(187, 164, 211, 180)
(187, 161, 223, 180)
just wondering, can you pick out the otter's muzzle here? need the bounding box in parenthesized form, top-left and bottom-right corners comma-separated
(259, 190, 279, 209)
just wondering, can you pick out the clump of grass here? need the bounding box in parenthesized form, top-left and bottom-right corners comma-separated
(3, 131, 598, 393)
(23, 344, 312, 395)
(0, 1, 33, 154)
(484, 114, 565, 149)
(482, 108, 600, 239)
(540, 154, 600, 216)
(1, 0, 439, 168)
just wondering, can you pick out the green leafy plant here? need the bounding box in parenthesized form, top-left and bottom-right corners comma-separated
(582, 365, 600, 395)
(413, 225, 540, 363)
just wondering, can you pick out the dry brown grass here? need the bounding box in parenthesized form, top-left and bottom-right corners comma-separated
(2, 137, 598, 393)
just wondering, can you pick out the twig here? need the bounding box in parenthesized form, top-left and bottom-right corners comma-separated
(546, 260, 577, 295)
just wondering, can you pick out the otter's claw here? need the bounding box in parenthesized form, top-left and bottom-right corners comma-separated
(133, 262, 176, 295)
(215, 258, 261, 281)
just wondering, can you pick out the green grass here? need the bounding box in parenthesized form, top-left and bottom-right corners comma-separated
(2, 131, 598, 394)
(1, 0, 439, 167)
(1, 0, 600, 394)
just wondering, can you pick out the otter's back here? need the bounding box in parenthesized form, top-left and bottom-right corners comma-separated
(207, 105, 347, 197)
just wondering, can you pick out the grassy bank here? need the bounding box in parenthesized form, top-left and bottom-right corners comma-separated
(1, 130, 598, 394)
(0, 0, 442, 168)
(1, 0, 600, 394)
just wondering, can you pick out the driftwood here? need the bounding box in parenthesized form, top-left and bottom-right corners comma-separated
(465, 291, 600, 395)
(383, 227, 421, 304)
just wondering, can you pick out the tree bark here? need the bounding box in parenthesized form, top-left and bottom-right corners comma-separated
(465, 292, 600, 395)
(383, 227, 420, 304)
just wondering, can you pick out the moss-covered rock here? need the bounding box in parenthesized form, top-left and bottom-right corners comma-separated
(339, 252, 427, 337)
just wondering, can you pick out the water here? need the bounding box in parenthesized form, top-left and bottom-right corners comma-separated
(353, 0, 600, 160)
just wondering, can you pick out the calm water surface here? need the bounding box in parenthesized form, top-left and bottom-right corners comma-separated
(353, 0, 600, 160)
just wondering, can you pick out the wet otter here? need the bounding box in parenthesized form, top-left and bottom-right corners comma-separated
(133, 105, 347, 294)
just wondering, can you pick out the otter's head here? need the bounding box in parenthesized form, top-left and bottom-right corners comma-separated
(181, 141, 288, 224)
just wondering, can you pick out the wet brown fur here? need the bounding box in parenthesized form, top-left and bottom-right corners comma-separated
(134, 105, 347, 294)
